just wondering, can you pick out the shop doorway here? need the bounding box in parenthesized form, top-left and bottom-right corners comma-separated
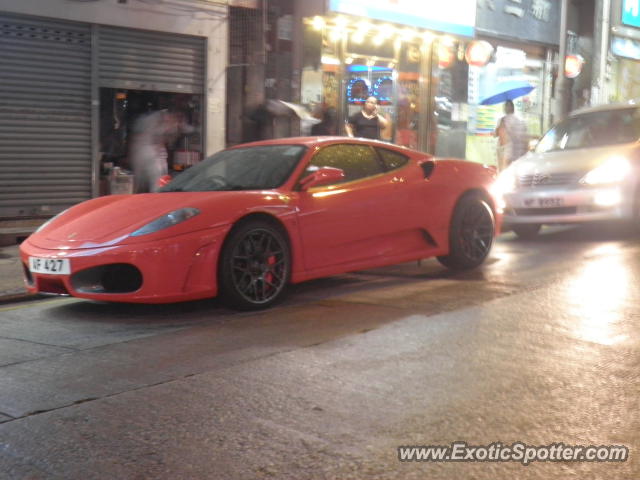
(98, 88, 203, 194)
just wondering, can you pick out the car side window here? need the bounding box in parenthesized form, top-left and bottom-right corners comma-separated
(303, 144, 384, 184)
(376, 148, 409, 171)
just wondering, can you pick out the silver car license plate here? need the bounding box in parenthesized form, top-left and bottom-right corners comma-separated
(537, 197, 564, 207)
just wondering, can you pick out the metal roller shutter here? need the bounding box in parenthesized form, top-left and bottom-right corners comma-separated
(98, 25, 205, 94)
(0, 14, 92, 218)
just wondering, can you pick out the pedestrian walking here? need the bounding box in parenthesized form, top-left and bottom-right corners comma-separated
(495, 100, 528, 170)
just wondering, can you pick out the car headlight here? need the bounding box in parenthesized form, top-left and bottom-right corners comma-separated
(130, 207, 200, 237)
(491, 168, 516, 197)
(581, 156, 631, 185)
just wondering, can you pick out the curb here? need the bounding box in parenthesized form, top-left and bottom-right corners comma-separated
(0, 291, 40, 305)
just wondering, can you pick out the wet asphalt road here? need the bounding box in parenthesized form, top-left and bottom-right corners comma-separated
(0, 223, 638, 479)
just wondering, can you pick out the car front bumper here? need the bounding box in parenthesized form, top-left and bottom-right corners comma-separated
(19, 228, 228, 303)
(502, 184, 634, 225)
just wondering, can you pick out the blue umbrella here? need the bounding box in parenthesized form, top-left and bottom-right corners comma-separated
(479, 80, 535, 105)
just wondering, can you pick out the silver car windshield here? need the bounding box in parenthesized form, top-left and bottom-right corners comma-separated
(160, 145, 306, 192)
(535, 107, 640, 153)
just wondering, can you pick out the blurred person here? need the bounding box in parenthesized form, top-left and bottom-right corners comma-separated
(345, 96, 389, 140)
(246, 103, 273, 141)
(311, 106, 337, 136)
(129, 109, 192, 193)
(495, 100, 528, 170)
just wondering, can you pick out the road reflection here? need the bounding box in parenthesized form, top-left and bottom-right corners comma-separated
(565, 244, 630, 345)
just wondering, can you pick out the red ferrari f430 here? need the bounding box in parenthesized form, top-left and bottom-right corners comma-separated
(21, 137, 500, 309)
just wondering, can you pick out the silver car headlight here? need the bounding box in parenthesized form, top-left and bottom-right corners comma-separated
(491, 168, 517, 197)
(130, 207, 200, 237)
(581, 156, 631, 185)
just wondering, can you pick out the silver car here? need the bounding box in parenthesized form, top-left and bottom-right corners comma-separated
(494, 103, 640, 238)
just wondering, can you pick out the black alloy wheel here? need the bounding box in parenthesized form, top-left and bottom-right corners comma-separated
(437, 194, 495, 270)
(219, 220, 290, 310)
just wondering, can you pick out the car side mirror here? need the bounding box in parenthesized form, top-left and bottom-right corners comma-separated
(299, 166, 345, 190)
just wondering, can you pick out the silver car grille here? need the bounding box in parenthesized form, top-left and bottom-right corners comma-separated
(517, 172, 581, 188)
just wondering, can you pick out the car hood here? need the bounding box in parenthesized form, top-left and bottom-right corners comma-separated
(511, 142, 639, 176)
(29, 191, 292, 249)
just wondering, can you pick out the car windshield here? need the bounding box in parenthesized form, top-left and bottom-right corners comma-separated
(535, 107, 640, 153)
(160, 145, 306, 192)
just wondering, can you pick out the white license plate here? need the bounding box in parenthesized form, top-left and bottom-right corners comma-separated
(29, 257, 70, 275)
(537, 197, 564, 207)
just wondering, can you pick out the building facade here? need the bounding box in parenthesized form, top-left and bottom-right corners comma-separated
(2, 0, 618, 222)
(0, 0, 230, 219)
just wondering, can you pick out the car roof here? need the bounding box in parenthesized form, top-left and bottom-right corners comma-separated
(569, 101, 640, 117)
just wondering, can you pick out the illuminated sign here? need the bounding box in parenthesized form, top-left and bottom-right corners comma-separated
(465, 40, 494, 67)
(622, 0, 640, 28)
(564, 55, 584, 78)
(372, 76, 393, 104)
(346, 77, 370, 104)
(437, 42, 455, 69)
(612, 35, 640, 60)
(329, 0, 476, 37)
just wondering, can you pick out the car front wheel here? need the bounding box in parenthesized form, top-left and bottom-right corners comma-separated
(219, 220, 291, 310)
(437, 194, 495, 270)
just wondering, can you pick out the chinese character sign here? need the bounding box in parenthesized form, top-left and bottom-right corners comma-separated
(475, 0, 559, 45)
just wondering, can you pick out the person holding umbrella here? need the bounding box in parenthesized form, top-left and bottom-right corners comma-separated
(494, 100, 528, 171)
(480, 80, 534, 171)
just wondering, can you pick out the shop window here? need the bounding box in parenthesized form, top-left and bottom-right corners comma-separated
(396, 79, 419, 149)
(466, 46, 545, 167)
(433, 40, 469, 159)
(345, 64, 395, 142)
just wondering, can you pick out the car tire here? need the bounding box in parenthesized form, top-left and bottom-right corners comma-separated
(437, 193, 495, 271)
(218, 219, 291, 310)
(511, 224, 541, 239)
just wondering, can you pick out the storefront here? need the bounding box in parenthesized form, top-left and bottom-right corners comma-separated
(471, 0, 560, 165)
(464, 40, 552, 166)
(299, 0, 477, 157)
(298, 0, 559, 167)
(96, 25, 206, 194)
(0, 0, 228, 220)
(610, 0, 640, 102)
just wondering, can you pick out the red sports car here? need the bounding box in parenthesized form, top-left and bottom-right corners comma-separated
(20, 137, 500, 309)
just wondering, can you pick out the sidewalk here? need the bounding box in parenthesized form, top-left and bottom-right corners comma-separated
(0, 243, 33, 303)
(0, 219, 45, 303)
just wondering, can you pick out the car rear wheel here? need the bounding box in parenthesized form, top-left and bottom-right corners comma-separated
(511, 224, 541, 239)
(219, 220, 290, 310)
(437, 194, 495, 270)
